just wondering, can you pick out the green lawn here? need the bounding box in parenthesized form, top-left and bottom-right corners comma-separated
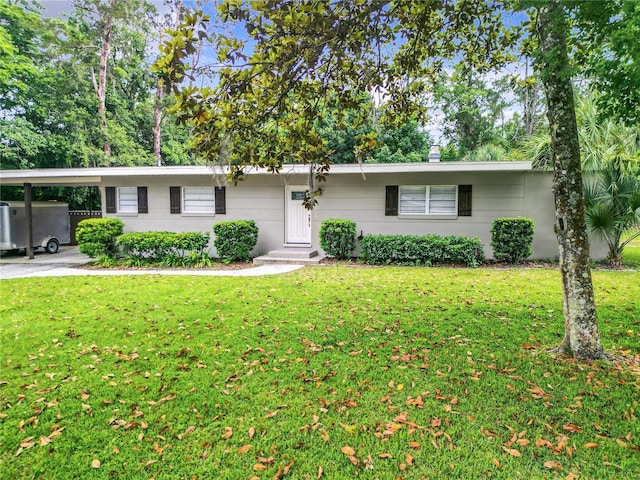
(622, 234, 640, 268)
(1, 267, 638, 479)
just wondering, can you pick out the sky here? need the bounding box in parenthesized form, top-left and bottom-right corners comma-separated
(39, 0, 73, 18)
(39, 0, 169, 18)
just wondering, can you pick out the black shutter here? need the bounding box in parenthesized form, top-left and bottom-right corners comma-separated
(385, 185, 399, 216)
(137, 187, 148, 214)
(215, 186, 226, 214)
(458, 185, 472, 216)
(105, 187, 116, 213)
(170, 186, 181, 214)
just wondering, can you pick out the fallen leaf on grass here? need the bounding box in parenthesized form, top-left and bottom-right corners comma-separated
(341, 446, 355, 456)
(544, 460, 562, 469)
(253, 463, 267, 471)
(275, 460, 294, 479)
(248, 427, 255, 439)
(408, 441, 420, 449)
(563, 423, 582, 433)
(584, 442, 599, 449)
(318, 465, 323, 478)
(178, 425, 195, 440)
(91, 459, 100, 468)
(379, 452, 393, 458)
(221, 427, 233, 439)
(265, 409, 279, 419)
(237, 444, 252, 454)
(502, 447, 521, 457)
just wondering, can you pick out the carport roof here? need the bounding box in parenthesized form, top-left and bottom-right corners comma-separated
(0, 161, 533, 186)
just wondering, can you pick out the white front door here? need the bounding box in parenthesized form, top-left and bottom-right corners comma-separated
(285, 186, 312, 245)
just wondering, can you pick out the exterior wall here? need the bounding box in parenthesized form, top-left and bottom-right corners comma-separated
(308, 170, 557, 259)
(101, 169, 608, 261)
(102, 174, 287, 257)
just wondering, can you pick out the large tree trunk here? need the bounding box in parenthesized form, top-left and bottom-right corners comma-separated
(537, 1, 611, 360)
(98, 11, 112, 158)
(89, 1, 114, 160)
(153, 81, 163, 165)
(152, 0, 183, 166)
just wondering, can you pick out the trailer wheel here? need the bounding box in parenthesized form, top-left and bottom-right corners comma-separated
(46, 238, 59, 254)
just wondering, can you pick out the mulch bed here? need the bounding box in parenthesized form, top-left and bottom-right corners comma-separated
(81, 257, 636, 271)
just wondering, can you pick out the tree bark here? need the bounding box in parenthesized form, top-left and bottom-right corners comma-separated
(536, 1, 610, 360)
(97, 2, 114, 159)
(153, 80, 163, 165)
(153, 0, 183, 166)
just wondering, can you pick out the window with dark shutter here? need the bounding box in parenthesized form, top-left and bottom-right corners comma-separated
(215, 187, 227, 215)
(170, 187, 181, 214)
(137, 187, 148, 214)
(458, 185, 472, 216)
(385, 186, 399, 216)
(105, 187, 116, 213)
(215, 186, 226, 214)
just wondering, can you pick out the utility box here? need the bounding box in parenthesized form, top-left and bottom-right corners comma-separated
(0, 201, 70, 254)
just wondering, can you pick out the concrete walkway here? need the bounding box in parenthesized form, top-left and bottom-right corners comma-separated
(0, 246, 304, 279)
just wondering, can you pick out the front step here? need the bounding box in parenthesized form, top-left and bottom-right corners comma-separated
(253, 248, 325, 265)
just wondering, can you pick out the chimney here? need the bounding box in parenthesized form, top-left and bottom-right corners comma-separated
(428, 144, 441, 163)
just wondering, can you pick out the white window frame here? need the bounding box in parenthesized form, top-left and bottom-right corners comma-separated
(182, 187, 216, 214)
(117, 187, 138, 213)
(399, 185, 457, 216)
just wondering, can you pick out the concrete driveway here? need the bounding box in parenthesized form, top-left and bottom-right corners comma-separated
(0, 246, 92, 279)
(0, 246, 302, 279)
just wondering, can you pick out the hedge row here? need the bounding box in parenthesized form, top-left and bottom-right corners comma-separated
(76, 218, 258, 264)
(118, 231, 210, 265)
(359, 234, 485, 267)
(78, 216, 534, 267)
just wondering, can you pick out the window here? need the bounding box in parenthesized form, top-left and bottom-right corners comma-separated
(117, 187, 139, 213)
(385, 185, 472, 217)
(170, 186, 226, 215)
(183, 187, 215, 213)
(105, 187, 147, 214)
(399, 185, 457, 215)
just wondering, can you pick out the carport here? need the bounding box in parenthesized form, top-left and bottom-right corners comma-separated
(0, 168, 102, 259)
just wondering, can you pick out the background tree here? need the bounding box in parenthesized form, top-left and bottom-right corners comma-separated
(576, 0, 640, 126)
(0, 0, 198, 207)
(68, 0, 157, 163)
(316, 95, 431, 164)
(431, 65, 511, 157)
(521, 94, 640, 264)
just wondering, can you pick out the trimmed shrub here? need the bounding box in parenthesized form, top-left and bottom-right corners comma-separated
(319, 219, 357, 259)
(359, 234, 485, 267)
(76, 218, 124, 259)
(118, 231, 173, 261)
(491, 217, 535, 264)
(117, 231, 210, 265)
(213, 220, 258, 263)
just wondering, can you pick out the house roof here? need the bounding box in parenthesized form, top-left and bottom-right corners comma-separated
(0, 162, 533, 186)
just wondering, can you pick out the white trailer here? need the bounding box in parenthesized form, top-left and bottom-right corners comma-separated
(0, 201, 70, 254)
